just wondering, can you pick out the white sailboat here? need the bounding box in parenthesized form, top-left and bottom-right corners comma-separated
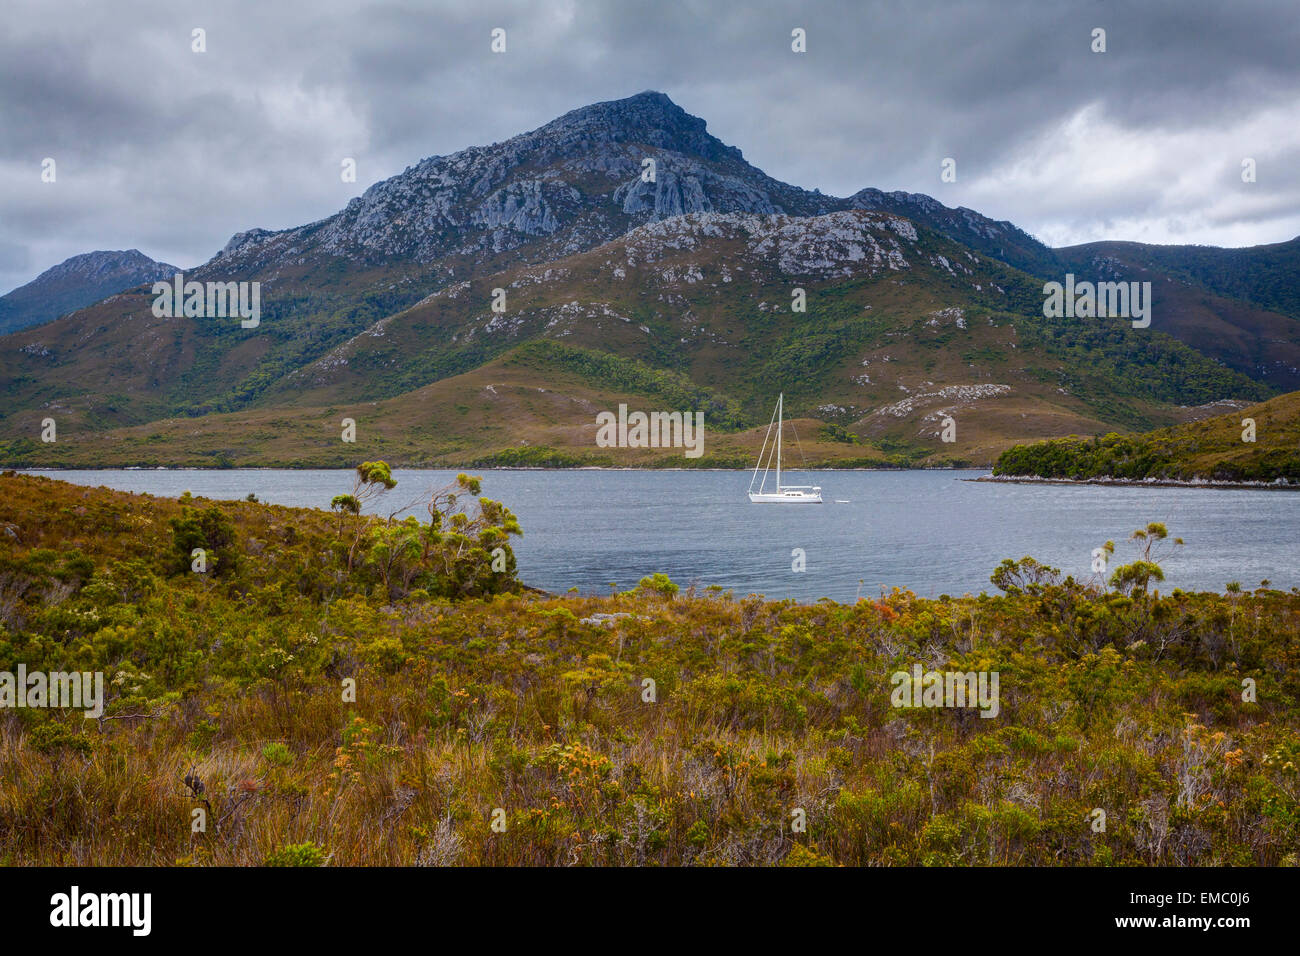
(748, 393, 823, 504)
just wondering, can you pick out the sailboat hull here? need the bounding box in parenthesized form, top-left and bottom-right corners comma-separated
(748, 490, 823, 504)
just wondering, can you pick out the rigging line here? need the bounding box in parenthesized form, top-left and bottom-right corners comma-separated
(750, 399, 779, 493)
(788, 418, 810, 471)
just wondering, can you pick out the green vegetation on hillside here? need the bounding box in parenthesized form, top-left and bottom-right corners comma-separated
(987, 276, 1275, 413)
(1061, 238, 1300, 321)
(1, 472, 1297, 866)
(1022, 319, 1273, 409)
(994, 391, 1300, 482)
(505, 341, 747, 429)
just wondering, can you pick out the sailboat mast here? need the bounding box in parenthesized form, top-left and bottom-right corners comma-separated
(776, 393, 782, 490)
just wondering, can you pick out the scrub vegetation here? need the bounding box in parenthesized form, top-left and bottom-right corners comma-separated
(0, 471, 1296, 866)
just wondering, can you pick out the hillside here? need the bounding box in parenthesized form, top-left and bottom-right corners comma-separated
(1059, 236, 1300, 321)
(0, 210, 1268, 468)
(1, 471, 1297, 866)
(1056, 241, 1300, 390)
(0, 249, 180, 335)
(992, 390, 1300, 483)
(848, 188, 1060, 277)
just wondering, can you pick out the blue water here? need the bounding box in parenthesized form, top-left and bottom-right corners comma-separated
(27, 469, 1299, 601)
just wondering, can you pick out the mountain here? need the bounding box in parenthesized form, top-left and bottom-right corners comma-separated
(992, 389, 1300, 483)
(833, 205, 1300, 392)
(0, 92, 1291, 468)
(0, 249, 180, 335)
(205, 91, 838, 282)
(836, 200, 1300, 392)
(267, 208, 1264, 428)
(1, 208, 1267, 468)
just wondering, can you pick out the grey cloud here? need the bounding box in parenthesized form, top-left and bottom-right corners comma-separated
(2, 0, 1297, 293)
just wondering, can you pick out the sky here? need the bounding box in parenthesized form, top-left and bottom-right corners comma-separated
(2, 0, 1298, 294)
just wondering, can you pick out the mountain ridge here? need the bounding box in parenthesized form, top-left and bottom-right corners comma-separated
(1, 207, 1272, 469)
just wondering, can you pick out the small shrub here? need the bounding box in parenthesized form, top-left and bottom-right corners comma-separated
(28, 722, 92, 757)
(264, 842, 326, 867)
(261, 742, 293, 766)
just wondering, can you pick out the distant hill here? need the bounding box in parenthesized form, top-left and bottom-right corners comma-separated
(1056, 239, 1300, 390)
(0, 249, 180, 335)
(1058, 236, 1300, 320)
(993, 390, 1300, 483)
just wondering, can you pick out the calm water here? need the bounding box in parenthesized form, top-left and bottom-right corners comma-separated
(27, 469, 1299, 601)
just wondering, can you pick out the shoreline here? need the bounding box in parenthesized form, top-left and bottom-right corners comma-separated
(5, 469, 1293, 599)
(16, 465, 1295, 491)
(973, 473, 1300, 492)
(13, 464, 981, 474)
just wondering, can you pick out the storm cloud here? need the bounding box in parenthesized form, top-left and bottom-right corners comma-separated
(2, 0, 1297, 293)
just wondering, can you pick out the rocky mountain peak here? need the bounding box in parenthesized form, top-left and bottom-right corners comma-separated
(202, 91, 835, 277)
(194, 93, 1056, 288)
(847, 186, 1055, 275)
(533, 90, 743, 164)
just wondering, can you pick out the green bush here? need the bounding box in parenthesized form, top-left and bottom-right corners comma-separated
(264, 842, 327, 867)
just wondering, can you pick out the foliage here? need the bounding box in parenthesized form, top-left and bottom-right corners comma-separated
(506, 341, 748, 430)
(994, 393, 1300, 483)
(633, 572, 679, 598)
(1, 473, 1297, 866)
(264, 842, 327, 867)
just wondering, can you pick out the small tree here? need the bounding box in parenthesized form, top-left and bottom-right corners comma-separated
(333, 461, 397, 569)
(330, 494, 359, 536)
(170, 504, 238, 577)
(990, 556, 1062, 596)
(634, 572, 679, 599)
(421, 474, 523, 597)
(1109, 523, 1183, 597)
(365, 517, 424, 597)
(332, 467, 522, 598)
